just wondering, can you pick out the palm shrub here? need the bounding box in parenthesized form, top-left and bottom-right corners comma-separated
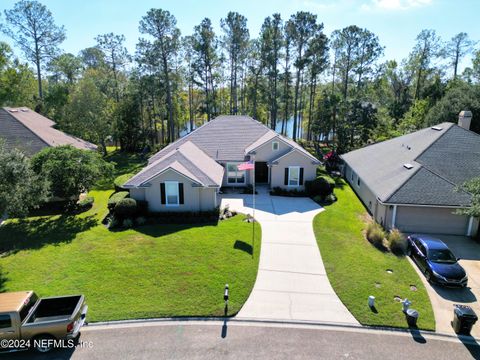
(388, 228, 408, 255)
(366, 222, 385, 249)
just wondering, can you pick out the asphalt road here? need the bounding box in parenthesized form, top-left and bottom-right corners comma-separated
(4, 321, 480, 360)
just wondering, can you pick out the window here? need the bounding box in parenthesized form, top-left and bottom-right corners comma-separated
(288, 166, 300, 187)
(351, 171, 354, 181)
(226, 163, 246, 184)
(272, 141, 279, 151)
(165, 181, 179, 206)
(19, 293, 38, 322)
(0, 315, 11, 329)
(357, 178, 361, 187)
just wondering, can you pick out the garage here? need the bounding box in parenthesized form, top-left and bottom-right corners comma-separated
(396, 206, 470, 235)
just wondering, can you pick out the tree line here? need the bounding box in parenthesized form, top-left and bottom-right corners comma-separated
(1, 0, 480, 155)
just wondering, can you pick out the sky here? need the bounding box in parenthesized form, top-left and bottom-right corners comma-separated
(1, 0, 479, 71)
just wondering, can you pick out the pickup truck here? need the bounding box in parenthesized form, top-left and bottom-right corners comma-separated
(0, 291, 88, 353)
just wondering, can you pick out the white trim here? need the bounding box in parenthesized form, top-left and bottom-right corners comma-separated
(226, 162, 246, 185)
(391, 205, 397, 228)
(270, 148, 320, 165)
(467, 216, 474, 237)
(287, 166, 301, 187)
(135, 167, 203, 188)
(165, 181, 180, 207)
(272, 141, 279, 151)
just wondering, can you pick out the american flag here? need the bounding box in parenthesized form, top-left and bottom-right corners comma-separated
(237, 161, 255, 171)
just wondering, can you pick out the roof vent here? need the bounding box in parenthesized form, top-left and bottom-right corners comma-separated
(431, 126, 443, 131)
(403, 163, 414, 170)
(20, 108, 28, 112)
(8, 109, 18, 113)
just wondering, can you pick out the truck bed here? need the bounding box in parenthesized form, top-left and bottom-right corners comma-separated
(27, 295, 82, 324)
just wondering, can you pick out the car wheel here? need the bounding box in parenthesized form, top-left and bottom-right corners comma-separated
(33, 334, 55, 353)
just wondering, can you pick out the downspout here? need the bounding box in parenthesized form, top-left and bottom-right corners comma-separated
(391, 205, 398, 229)
(467, 216, 474, 237)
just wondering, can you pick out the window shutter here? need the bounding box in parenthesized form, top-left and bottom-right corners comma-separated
(160, 183, 166, 204)
(179, 183, 184, 204)
(299, 168, 304, 185)
(284, 168, 289, 185)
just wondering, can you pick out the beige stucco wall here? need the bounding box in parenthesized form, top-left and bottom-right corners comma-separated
(344, 164, 378, 216)
(251, 139, 290, 162)
(129, 188, 145, 201)
(130, 169, 217, 212)
(270, 151, 317, 190)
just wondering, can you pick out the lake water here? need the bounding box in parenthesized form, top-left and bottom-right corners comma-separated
(180, 117, 303, 139)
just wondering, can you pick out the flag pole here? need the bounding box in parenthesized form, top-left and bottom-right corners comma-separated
(252, 156, 255, 258)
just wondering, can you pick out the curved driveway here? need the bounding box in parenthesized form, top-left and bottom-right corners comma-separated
(220, 187, 358, 325)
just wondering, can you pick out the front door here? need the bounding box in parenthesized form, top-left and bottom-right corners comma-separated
(255, 162, 268, 183)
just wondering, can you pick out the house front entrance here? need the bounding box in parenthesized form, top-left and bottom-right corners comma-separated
(255, 162, 269, 183)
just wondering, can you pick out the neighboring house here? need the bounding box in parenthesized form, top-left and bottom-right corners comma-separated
(342, 111, 479, 237)
(124, 115, 320, 212)
(0, 107, 97, 155)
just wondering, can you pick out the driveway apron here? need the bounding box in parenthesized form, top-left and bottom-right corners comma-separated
(220, 187, 359, 325)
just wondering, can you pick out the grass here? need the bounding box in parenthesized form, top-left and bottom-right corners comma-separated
(313, 180, 435, 330)
(0, 152, 261, 322)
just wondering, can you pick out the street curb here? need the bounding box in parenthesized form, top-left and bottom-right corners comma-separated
(84, 316, 480, 345)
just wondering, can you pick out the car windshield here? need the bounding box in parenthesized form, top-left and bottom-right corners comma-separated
(428, 249, 457, 264)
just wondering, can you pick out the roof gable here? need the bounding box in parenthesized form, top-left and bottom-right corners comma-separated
(125, 141, 224, 188)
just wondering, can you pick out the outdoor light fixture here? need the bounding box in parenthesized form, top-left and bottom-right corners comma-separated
(224, 284, 229, 303)
(402, 298, 411, 313)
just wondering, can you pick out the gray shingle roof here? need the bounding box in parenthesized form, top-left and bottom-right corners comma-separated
(341, 122, 480, 206)
(387, 167, 472, 206)
(416, 125, 480, 186)
(1, 107, 97, 154)
(125, 141, 224, 187)
(149, 115, 318, 164)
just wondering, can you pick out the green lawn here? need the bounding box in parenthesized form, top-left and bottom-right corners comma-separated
(313, 181, 435, 330)
(0, 151, 261, 322)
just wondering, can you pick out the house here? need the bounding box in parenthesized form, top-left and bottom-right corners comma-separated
(124, 115, 320, 212)
(0, 107, 97, 155)
(342, 111, 479, 237)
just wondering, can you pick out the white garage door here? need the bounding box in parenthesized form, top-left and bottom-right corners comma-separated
(396, 206, 469, 235)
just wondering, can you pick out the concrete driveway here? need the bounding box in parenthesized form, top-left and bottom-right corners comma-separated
(219, 187, 358, 325)
(410, 235, 480, 337)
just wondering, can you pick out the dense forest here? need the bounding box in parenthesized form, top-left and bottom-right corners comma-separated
(1, 0, 480, 155)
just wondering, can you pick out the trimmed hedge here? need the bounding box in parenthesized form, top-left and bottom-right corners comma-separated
(108, 191, 129, 211)
(270, 187, 307, 197)
(114, 198, 138, 217)
(305, 177, 334, 199)
(114, 173, 134, 192)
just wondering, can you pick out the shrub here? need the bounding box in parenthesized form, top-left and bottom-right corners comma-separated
(270, 187, 307, 197)
(305, 177, 334, 198)
(388, 229, 408, 255)
(366, 222, 385, 249)
(136, 200, 149, 215)
(122, 218, 134, 228)
(77, 196, 94, 212)
(135, 216, 147, 226)
(108, 216, 119, 229)
(242, 184, 257, 194)
(114, 173, 134, 191)
(114, 198, 138, 217)
(108, 191, 129, 211)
